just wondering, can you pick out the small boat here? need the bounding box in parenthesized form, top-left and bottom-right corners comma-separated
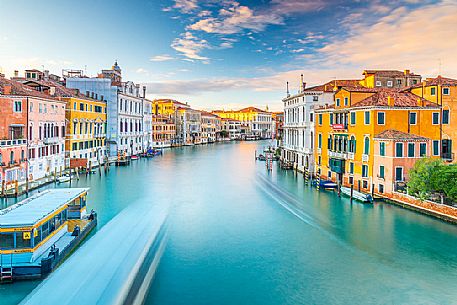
(153, 150, 162, 156)
(131, 155, 139, 161)
(257, 154, 266, 161)
(340, 186, 373, 203)
(313, 179, 338, 189)
(0, 188, 97, 281)
(57, 174, 72, 183)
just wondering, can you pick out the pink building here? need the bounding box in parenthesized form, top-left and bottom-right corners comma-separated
(0, 77, 66, 184)
(0, 92, 27, 189)
(373, 129, 431, 196)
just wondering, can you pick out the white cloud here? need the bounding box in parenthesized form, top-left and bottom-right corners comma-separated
(171, 32, 210, 61)
(165, 0, 198, 13)
(150, 54, 175, 62)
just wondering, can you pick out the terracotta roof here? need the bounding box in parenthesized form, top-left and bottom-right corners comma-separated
(304, 79, 362, 92)
(420, 76, 457, 87)
(340, 87, 379, 93)
(153, 98, 189, 106)
(351, 89, 438, 108)
(239, 106, 269, 113)
(22, 79, 100, 102)
(0, 77, 58, 100)
(374, 129, 429, 141)
(363, 70, 420, 77)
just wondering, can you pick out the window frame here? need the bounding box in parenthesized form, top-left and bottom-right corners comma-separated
(395, 142, 404, 158)
(364, 111, 370, 125)
(408, 142, 415, 158)
(409, 112, 417, 125)
(377, 112, 385, 125)
(432, 112, 440, 125)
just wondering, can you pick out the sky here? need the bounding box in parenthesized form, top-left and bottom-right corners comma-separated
(1, 0, 457, 111)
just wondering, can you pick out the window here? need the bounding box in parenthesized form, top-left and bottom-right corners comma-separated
(350, 112, 356, 125)
(318, 134, 322, 148)
(349, 162, 354, 174)
(328, 171, 332, 179)
(313, 96, 318, 102)
(387, 80, 393, 87)
(336, 98, 340, 107)
(377, 112, 385, 125)
(329, 113, 333, 125)
(397, 79, 402, 85)
(376, 81, 382, 87)
(379, 184, 384, 193)
(364, 111, 370, 124)
(408, 143, 415, 157)
(442, 109, 449, 124)
(362, 165, 368, 178)
(349, 136, 356, 153)
(432, 112, 440, 125)
(395, 167, 403, 181)
(433, 140, 440, 156)
(344, 97, 348, 106)
(431, 87, 436, 96)
(318, 114, 322, 125)
(79, 103, 84, 111)
(395, 143, 404, 157)
(364, 137, 370, 155)
(380, 142, 386, 156)
(379, 165, 385, 179)
(409, 112, 417, 125)
(95, 106, 102, 113)
(443, 87, 450, 95)
(420, 143, 427, 157)
(14, 101, 22, 112)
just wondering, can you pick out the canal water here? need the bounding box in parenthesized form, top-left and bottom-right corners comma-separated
(2, 141, 457, 305)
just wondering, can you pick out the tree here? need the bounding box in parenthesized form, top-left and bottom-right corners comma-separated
(408, 158, 443, 200)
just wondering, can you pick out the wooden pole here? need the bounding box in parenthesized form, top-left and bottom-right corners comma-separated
(350, 184, 354, 203)
(14, 180, 18, 197)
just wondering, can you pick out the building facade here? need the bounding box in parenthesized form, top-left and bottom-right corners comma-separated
(152, 115, 176, 148)
(175, 107, 201, 145)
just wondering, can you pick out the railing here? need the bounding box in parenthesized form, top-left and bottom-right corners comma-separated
(328, 150, 348, 159)
(0, 139, 27, 147)
(43, 137, 60, 144)
(362, 154, 369, 162)
(347, 152, 355, 160)
(331, 123, 348, 130)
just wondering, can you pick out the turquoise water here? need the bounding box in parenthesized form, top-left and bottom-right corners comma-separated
(2, 141, 457, 304)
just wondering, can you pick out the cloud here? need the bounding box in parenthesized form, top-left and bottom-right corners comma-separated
(291, 48, 304, 53)
(150, 54, 175, 62)
(318, 2, 457, 77)
(186, 1, 283, 34)
(268, 0, 327, 15)
(171, 32, 210, 61)
(165, 0, 198, 13)
(136, 68, 148, 74)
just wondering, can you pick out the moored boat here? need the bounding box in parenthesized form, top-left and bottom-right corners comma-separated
(131, 155, 139, 161)
(0, 188, 97, 282)
(313, 179, 338, 189)
(340, 186, 373, 203)
(57, 174, 73, 183)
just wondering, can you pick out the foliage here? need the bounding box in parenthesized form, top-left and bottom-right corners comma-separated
(408, 158, 457, 203)
(219, 130, 229, 138)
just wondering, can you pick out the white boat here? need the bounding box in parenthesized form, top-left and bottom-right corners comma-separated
(340, 186, 373, 203)
(57, 175, 73, 183)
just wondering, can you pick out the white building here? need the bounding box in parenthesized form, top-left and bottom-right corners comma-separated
(281, 76, 359, 172)
(175, 108, 201, 145)
(117, 81, 144, 156)
(142, 96, 153, 150)
(201, 112, 219, 143)
(222, 118, 242, 140)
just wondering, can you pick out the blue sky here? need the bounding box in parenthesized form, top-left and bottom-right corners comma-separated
(1, 0, 456, 110)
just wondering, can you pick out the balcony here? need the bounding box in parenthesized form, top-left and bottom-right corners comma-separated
(362, 154, 369, 162)
(347, 152, 355, 160)
(43, 137, 60, 144)
(331, 123, 348, 131)
(328, 150, 348, 159)
(0, 139, 27, 147)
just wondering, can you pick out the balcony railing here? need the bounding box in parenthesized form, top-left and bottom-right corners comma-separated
(0, 139, 27, 147)
(331, 123, 348, 130)
(362, 154, 369, 162)
(328, 150, 348, 159)
(43, 137, 60, 144)
(347, 152, 355, 160)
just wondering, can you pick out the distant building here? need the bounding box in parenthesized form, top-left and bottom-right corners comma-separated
(175, 107, 201, 145)
(221, 118, 242, 140)
(151, 115, 176, 148)
(212, 107, 273, 139)
(200, 111, 220, 143)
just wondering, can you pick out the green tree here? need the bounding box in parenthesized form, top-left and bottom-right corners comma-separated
(408, 158, 443, 200)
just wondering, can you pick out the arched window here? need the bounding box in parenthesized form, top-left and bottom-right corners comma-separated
(364, 137, 370, 155)
(349, 136, 356, 153)
(120, 120, 123, 132)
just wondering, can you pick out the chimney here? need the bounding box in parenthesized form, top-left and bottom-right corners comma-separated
(286, 81, 290, 97)
(14, 70, 19, 77)
(387, 96, 394, 107)
(299, 74, 304, 93)
(142, 86, 146, 98)
(49, 86, 56, 96)
(3, 84, 12, 95)
(404, 69, 410, 75)
(44, 70, 49, 80)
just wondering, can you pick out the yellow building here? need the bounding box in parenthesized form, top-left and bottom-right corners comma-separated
(63, 94, 107, 168)
(410, 76, 457, 163)
(152, 114, 176, 148)
(212, 107, 273, 138)
(152, 99, 190, 116)
(314, 88, 441, 195)
(359, 70, 422, 88)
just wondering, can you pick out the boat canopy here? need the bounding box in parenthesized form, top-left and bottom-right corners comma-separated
(0, 188, 88, 229)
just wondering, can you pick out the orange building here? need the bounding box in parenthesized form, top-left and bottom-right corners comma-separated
(314, 88, 441, 195)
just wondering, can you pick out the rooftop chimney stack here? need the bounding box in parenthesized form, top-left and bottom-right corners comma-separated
(404, 69, 410, 75)
(142, 86, 146, 98)
(387, 96, 394, 107)
(286, 81, 290, 97)
(44, 70, 49, 80)
(300, 74, 304, 93)
(14, 70, 19, 77)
